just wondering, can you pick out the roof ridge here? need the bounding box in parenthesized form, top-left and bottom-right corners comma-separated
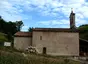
(14, 32, 32, 37)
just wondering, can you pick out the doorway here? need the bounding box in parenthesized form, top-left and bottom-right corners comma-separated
(43, 47, 46, 54)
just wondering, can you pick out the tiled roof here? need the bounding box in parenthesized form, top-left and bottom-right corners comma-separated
(14, 32, 32, 37)
(14, 28, 78, 37)
(33, 28, 78, 32)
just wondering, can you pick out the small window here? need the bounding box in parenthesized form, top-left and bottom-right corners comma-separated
(40, 36, 42, 40)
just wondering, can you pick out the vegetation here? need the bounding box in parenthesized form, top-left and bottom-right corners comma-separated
(78, 24, 88, 40)
(0, 16, 24, 42)
(0, 46, 79, 64)
(0, 51, 27, 64)
(0, 49, 79, 64)
(16, 20, 24, 31)
(28, 27, 33, 32)
(0, 32, 8, 42)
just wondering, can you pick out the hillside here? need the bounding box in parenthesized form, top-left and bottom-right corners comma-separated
(0, 48, 80, 64)
(0, 32, 8, 42)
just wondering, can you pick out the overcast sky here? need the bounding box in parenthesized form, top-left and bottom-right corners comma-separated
(0, 0, 88, 31)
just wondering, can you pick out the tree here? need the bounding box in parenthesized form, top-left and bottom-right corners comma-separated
(0, 16, 24, 42)
(78, 24, 88, 40)
(16, 21, 24, 31)
(0, 16, 6, 32)
(6, 21, 18, 41)
(28, 27, 33, 32)
(0, 16, 1, 19)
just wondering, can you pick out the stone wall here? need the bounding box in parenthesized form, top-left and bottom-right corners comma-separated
(14, 37, 32, 50)
(32, 31, 79, 56)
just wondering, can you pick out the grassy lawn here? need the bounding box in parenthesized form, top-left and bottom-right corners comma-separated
(0, 47, 80, 64)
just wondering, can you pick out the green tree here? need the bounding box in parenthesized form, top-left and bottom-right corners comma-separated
(28, 27, 33, 32)
(0, 16, 6, 33)
(78, 24, 88, 40)
(16, 21, 24, 31)
(0, 16, 24, 42)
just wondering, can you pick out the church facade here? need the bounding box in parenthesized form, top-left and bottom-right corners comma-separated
(14, 11, 79, 56)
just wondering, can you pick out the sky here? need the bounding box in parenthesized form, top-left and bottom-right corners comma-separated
(0, 0, 88, 31)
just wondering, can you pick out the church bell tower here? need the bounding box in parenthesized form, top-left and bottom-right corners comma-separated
(70, 9, 76, 29)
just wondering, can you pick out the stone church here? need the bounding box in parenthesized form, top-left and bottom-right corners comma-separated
(14, 11, 79, 56)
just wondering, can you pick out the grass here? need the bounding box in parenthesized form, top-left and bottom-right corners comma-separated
(0, 47, 80, 64)
(26, 53, 80, 64)
(0, 32, 8, 42)
(0, 51, 28, 64)
(0, 46, 23, 53)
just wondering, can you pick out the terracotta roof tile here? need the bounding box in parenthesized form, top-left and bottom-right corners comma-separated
(33, 28, 78, 32)
(14, 32, 32, 37)
(14, 28, 78, 37)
